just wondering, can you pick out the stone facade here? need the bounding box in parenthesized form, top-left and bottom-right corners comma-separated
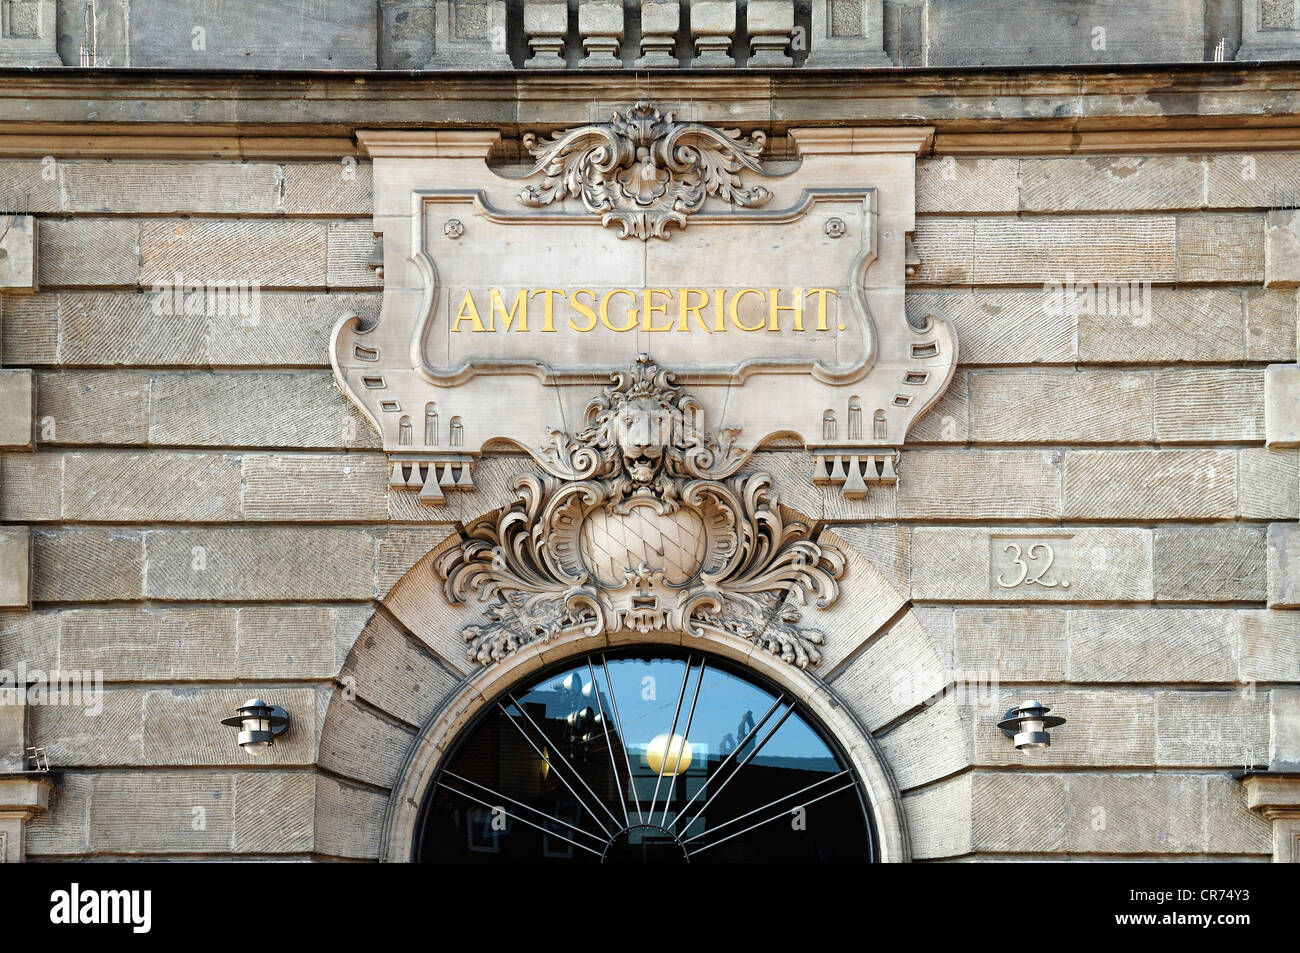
(0, 7, 1297, 863)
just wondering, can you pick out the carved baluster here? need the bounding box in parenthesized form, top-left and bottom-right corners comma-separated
(524, 0, 568, 68)
(747, 0, 794, 67)
(691, 0, 735, 67)
(636, 0, 679, 67)
(579, 0, 623, 67)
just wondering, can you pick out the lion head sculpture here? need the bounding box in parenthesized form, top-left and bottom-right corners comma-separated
(542, 353, 747, 504)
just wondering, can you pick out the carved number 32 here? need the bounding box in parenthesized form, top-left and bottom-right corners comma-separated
(996, 542, 1063, 589)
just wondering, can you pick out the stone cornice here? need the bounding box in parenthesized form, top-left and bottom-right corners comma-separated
(0, 66, 1298, 157)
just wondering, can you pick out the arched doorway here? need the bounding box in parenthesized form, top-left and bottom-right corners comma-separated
(414, 646, 876, 862)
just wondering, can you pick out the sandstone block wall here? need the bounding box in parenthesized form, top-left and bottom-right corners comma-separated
(0, 145, 1294, 859)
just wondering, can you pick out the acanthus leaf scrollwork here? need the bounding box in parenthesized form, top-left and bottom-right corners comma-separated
(436, 354, 844, 669)
(516, 100, 774, 240)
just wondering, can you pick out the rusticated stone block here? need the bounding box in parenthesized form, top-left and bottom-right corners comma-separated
(0, 608, 58, 671)
(241, 452, 389, 522)
(149, 371, 377, 449)
(1065, 449, 1237, 520)
(128, 0, 377, 68)
(282, 161, 373, 215)
(952, 608, 1066, 680)
(1239, 448, 1299, 520)
(318, 695, 416, 788)
(829, 613, 946, 731)
(142, 687, 320, 767)
(975, 689, 1156, 769)
(0, 294, 57, 364)
(911, 526, 1153, 603)
(907, 370, 968, 443)
(1238, 609, 1300, 682)
(810, 529, 909, 674)
(35, 370, 149, 445)
(374, 526, 460, 596)
(1155, 525, 1266, 603)
(208, 292, 381, 367)
(1208, 152, 1300, 207)
(143, 527, 375, 601)
(969, 370, 1152, 444)
(0, 700, 25, 773)
(236, 605, 368, 678)
(1155, 691, 1269, 768)
(906, 290, 1075, 364)
(140, 220, 327, 288)
(1267, 522, 1300, 608)
(916, 158, 1018, 214)
(0, 369, 34, 449)
(1064, 774, 1204, 854)
(1020, 155, 1205, 212)
(234, 772, 315, 854)
(1177, 213, 1265, 283)
(1246, 288, 1298, 362)
(1204, 774, 1272, 855)
(1154, 368, 1264, 442)
(0, 452, 61, 521)
(897, 450, 1062, 520)
(902, 773, 972, 859)
(1067, 608, 1238, 683)
(874, 694, 972, 792)
(314, 774, 388, 859)
(37, 220, 139, 287)
(31, 528, 144, 603)
(63, 451, 242, 523)
(25, 773, 91, 856)
(62, 161, 280, 215)
(1272, 687, 1300, 768)
(1265, 363, 1300, 447)
(1265, 209, 1300, 287)
(89, 774, 234, 853)
(828, 523, 909, 593)
(58, 607, 236, 679)
(970, 773, 1068, 853)
(1079, 289, 1245, 363)
(60, 292, 207, 366)
(326, 220, 383, 288)
(340, 613, 459, 727)
(0, 214, 36, 292)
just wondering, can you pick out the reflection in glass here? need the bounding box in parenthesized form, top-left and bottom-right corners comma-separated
(416, 648, 875, 862)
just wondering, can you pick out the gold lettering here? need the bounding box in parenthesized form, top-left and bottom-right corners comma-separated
(713, 289, 726, 332)
(569, 289, 598, 332)
(730, 288, 766, 331)
(529, 289, 565, 332)
(601, 289, 638, 332)
(452, 290, 487, 332)
(678, 288, 711, 332)
(641, 289, 673, 332)
(489, 288, 528, 332)
(804, 288, 840, 331)
(768, 287, 804, 331)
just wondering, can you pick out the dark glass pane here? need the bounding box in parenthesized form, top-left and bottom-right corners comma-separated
(416, 648, 875, 863)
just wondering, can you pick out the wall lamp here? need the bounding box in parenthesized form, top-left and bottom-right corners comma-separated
(220, 698, 289, 756)
(997, 699, 1065, 751)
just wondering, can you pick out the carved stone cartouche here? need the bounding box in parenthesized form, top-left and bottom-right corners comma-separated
(436, 354, 845, 669)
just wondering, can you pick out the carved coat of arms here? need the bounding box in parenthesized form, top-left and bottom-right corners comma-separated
(437, 355, 844, 669)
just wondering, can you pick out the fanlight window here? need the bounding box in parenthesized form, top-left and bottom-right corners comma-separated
(416, 648, 876, 862)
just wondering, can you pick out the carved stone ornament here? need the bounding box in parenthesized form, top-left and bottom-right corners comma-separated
(517, 100, 774, 240)
(437, 354, 844, 669)
(340, 116, 957, 514)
